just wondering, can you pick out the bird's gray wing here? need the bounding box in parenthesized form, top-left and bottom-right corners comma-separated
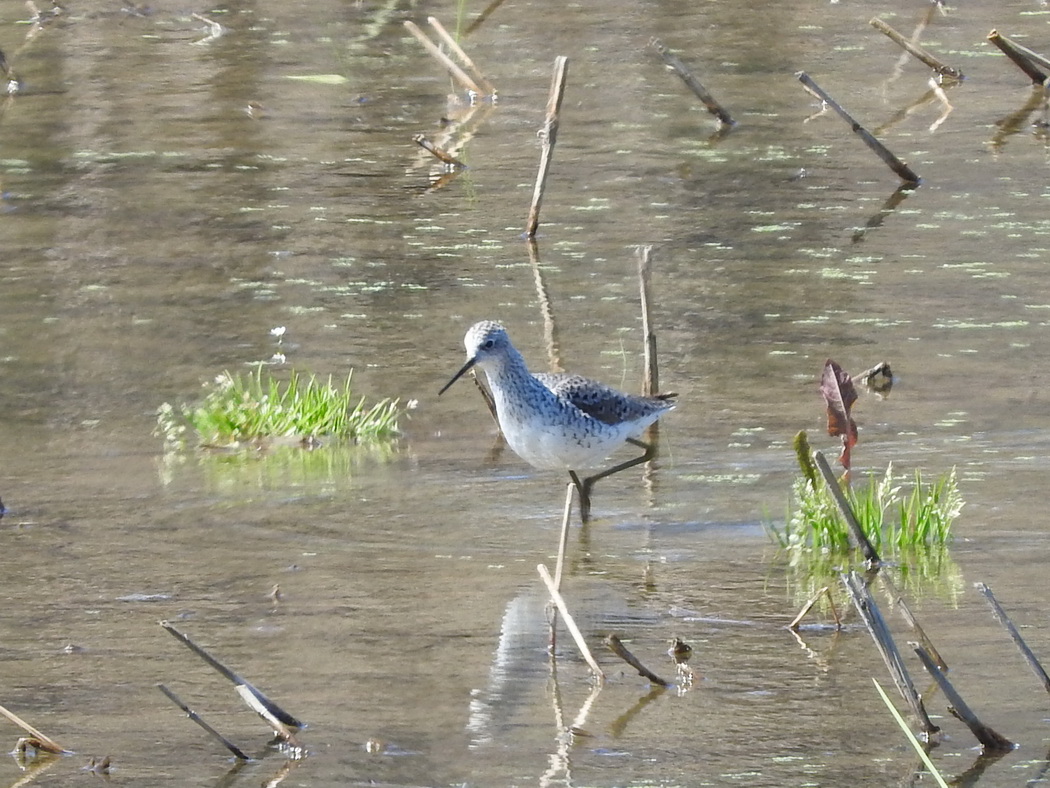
(534, 373, 675, 426)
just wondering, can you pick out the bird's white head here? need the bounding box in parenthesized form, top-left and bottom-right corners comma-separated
(439, 321, 513, 395)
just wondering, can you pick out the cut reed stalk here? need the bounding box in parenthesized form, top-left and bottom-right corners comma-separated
(0, 703, 69, 754)
(975, 583, 1050, 696)
(913, 647, 1014, 752)
(987, 30, 1050, 84)
(426, 17, 495, 96)
(648, 38, 735, 127)
(636, 245, 658, 396)
(413, 134, 466, 168)
(160, 622, 304, 732)
(606, 635, 671, 687)
(788, 586, 841, 630)
(796, 72, 921, 184)
(464, 0, 508, 37)
(403, 21, 482, 95)
(814, 451, 881, 564)
(880, 573, 947, 671)
(526, 56, 569, 238)
(870, 18, 963, 80)
(843, 572, 939, 736)
(552, 483, 575, 591)
(537, 563, 604, 681)
(157, 684, 250, 760)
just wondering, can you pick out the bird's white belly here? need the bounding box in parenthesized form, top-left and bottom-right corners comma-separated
(501, 414, 628, 471)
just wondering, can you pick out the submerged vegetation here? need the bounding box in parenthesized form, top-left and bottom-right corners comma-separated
(157, 366, 402, 450)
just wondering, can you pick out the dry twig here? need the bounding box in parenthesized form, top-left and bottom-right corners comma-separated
(796, 72, 920, 184)
(526, 56, 569, 238)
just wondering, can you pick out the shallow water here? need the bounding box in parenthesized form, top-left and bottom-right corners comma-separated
(2, 0, 1050, 785)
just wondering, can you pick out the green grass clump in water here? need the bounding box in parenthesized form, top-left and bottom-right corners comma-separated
(157, 366, 401, 449)
(770, 432, 963, 556)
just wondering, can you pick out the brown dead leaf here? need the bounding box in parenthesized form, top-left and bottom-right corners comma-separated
(820, 359, 858, 469)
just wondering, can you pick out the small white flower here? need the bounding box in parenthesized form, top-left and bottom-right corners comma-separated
(270, 326, 287, 338)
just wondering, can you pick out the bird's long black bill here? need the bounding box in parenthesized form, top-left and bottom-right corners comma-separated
(438, 357, 477, 395)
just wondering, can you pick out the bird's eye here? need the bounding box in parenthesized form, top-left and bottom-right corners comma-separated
(482, 339, 495, 350)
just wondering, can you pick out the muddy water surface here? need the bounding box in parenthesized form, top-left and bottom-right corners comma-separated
(2, 0, 1050, 785)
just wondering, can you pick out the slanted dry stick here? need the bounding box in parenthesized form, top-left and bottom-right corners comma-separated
(464, 0, 508, 36)
(843, 572, 939, 736)
(880, 573, 947, 670)
(552, 483, 575, 591)
(157, 684, 250, 760)
(538, 563, 604, 681)
(788, 586, 842, 630)
(0, 702, 68, 754)
(548, 483, 575, 653)
(606, 635, 671, 687)
(796, 72, 921, 185)
(636, 245, 658, 396)
(426, 17, 495, 96)
(870, 18, 963, 80)
(814, 451, 881, 564)
(160, 621, 304, 731)
(975, 582, 1050, 695)
(234, 685, 300, 745)
(987, 30, 1050, 85)
(403, 21, 482, 95)
(648, 38, 735, 127)
(526, 56, 569, 238)
(413, 134, 466, 168)
(913, 647, 1014, 752)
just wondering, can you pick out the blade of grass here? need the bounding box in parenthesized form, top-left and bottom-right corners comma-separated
(872, 678, 949, 788)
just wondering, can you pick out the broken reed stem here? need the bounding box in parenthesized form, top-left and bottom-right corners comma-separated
(548, 483, 575, 653)
(813, 451, 881, 564)
(606, 635, 671, 687)
(464, 0, 508, 37)
(788, 586, 842, 630)
(157, 684, 250, 760)
(537, 563, 605, 682)
(975, 582, 1050, 696)
(0, 702, 68, 754)
(526, 56, 569, 238)
(552, 483, 575, 591)
(879, 573, 947, 670)
(636, 245, 658, 396)
(870, 18, 963, 80)
(426, 17, 495, 96)
(648, 38, 735, 127)
(160, 621, 304, 731)
(234, 685, 300, 745)
(403, 21, 482, 95)
(412, 134, 466, 168)
(913, 647, 1015, 752)
(843, 572, 939, 736)
(796, 72, 921, 185)
(987, 30, 1050, 85)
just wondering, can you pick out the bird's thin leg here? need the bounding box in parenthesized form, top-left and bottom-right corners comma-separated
(568, 470, 590, 522)
(579, 438, 656, 511)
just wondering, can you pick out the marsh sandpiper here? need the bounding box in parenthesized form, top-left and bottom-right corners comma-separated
(439, 320, 675, 518)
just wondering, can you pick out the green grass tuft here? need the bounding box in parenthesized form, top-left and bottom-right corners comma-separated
(157, 366, 401, 449)
(771, 461, 962, 555)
